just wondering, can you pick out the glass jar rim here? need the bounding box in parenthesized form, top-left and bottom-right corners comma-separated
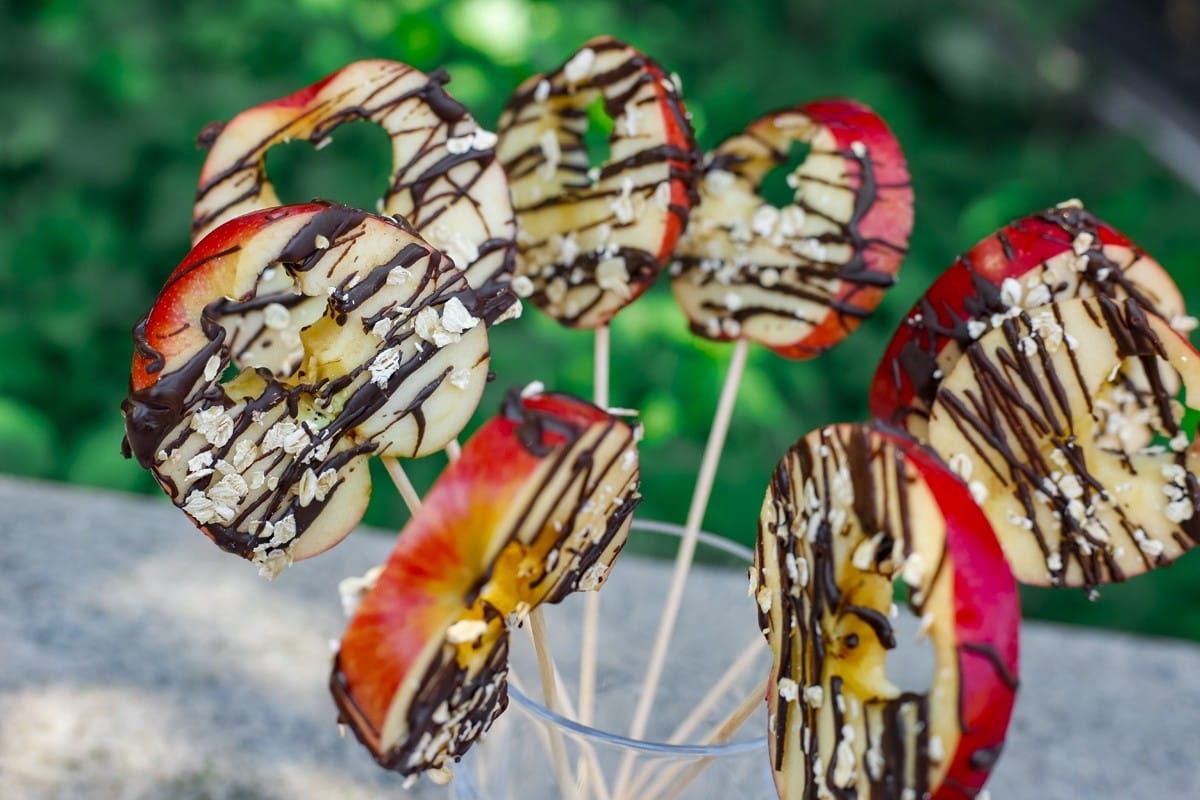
(507, 517, 768, 758)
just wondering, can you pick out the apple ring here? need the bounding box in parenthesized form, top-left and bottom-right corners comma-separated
(928, 295, 1200, 589)
(192, 59, 517, 307)
(672, 100, 913, 357)
(331, 388, 640, 776)
(495, 36, 698, 328)
(121, 202, 497, 575)
(755, 422, 1019, 800)
(871, 202, 1187, 439)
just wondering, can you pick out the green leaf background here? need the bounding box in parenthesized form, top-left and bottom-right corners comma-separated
(4, 0, 1200, 639)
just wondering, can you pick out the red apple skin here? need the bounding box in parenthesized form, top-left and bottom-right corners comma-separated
(130, 205, 316, 393)
(331, 391, 638, 772)
(773, 100, 914, 360)
(644, 59, 697, 265)
(895, 432, 1020, 799)
(869, 206, 1182, 430)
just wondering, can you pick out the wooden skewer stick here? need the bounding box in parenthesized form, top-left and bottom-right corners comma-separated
(613, 337, 750, 796)
(622, 634, 765, 797)
(639, 674, 768, 800)
(381, 457, 423, 515)
(530, 608, 583, 800)
(579, 324, 611, 730)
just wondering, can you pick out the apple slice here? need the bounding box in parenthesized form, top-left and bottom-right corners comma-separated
(671, 100, 913, 357)
(495, 35, 699, 328)
(192, 59, 518, 310)
(870, 202, 1188, 438)
(927, 295, 1200, 589)
(755, 422, 1019, 799)
(331, 389, 640, 776)
(121, 202, 497, 575)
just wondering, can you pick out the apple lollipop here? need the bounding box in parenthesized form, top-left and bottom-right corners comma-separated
(618, 101, 914, 772)
(121, 202, 499, 576)
(331, 389, 640, 776)
(755, 423, 1019, 800)
(672, 99, 914, 357)
(495, 35, 698, 328)
(192, 59, 517, 310)
(927, 295, 1200, 589)
(870, 202, 1187, 438)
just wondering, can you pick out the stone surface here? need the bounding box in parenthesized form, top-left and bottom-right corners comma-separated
(2, 476, 1199, 798)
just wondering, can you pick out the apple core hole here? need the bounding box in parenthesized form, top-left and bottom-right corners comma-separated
(582, 94, 614, 175)
(889, 583, 936, 694)
(760, 139, 812, 208)
(1092, 355, 1188, 455)
(264, 120, 393, 211)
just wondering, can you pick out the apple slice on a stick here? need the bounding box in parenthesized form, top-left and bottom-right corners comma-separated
(331, 389, 640, 777)
(870, 202, 1188, 439)
(495, 35, 698, 329)
(193, 59, 518, 310)
(927, 295, 1200, 589)
(671, 99, 913, 357)
(618, 101, 913, 788)
(121, 202, 496, 575)
(756, 423, 1019, 800)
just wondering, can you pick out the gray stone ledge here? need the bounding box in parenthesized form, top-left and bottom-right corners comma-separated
(1, 476, 1198, 799)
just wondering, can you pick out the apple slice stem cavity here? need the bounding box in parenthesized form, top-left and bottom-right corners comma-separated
(755, 422, 1019, 799)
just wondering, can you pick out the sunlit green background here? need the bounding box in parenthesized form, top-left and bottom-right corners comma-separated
(4, 0, 1200, 640)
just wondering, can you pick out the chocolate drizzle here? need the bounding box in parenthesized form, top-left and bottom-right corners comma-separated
(928, 295, 1199, 589)
(121, 203, 497, 564)
(671, 102, 912, 356)
(756, 423, 1012, 798)
(191, 59, 517, 300)
(496, 36, 699, 329)
(331, 389, 640, 775)
(878, 204, 1179, 433)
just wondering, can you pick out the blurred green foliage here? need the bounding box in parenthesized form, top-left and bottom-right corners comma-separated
(4, 0, 1200, 640)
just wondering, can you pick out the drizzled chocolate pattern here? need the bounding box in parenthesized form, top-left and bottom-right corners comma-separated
(330, 390, 640, 778)
(672, 100, 913, 359)
(495, 36, 699, 329)
(191, 59, 518, 307)
(871, 202, 1188, 439)
(754, 423, 1018, 799)
(927, 295, 1200, 589)
(121, 202, 499, 575)
(332, 608, 511, 779)
(494, 389, 641, 604)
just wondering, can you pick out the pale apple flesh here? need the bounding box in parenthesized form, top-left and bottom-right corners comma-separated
(871, 204, 1187, 439)
(495, 35, 698, 328)
(755, 423, 1019, 799)
(192, 59, 518, 309)
(121, 202, 495, 575)
(671, 100, 913, 358)
(928, 295, 1200, 589)
(331, 390, 640, 776)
